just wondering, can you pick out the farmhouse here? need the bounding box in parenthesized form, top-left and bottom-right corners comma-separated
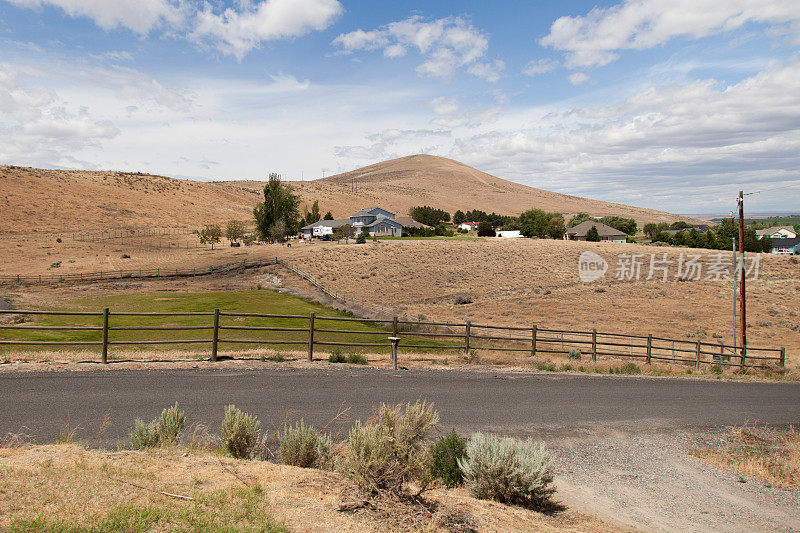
(565, 221, 627, 243)
(301, 207, 427, 239)
(756, 226, 797, 239)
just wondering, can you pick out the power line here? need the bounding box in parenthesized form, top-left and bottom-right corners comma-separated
(742, 180, 800, 196)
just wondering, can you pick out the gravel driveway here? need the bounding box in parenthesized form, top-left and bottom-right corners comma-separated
(550, 429, 800, 532)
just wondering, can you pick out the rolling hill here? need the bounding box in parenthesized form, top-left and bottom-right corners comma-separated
(0, 155, 697, 235)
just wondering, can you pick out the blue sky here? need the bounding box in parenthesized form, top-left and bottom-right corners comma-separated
(1, 0, 799, 213)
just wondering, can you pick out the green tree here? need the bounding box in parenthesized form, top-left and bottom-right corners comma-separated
(643, 223, 658, 239)
(519, 209, 565, 239)
(225, 219, 246, 243)
(409, 206, 450, 226)
(585, 225, 600, 242)
(333, 224, 354, 243)
(453, 210, 466, 225)
(323, 211, 334, 220)
(600, 216, 637, 236)
(670, 221, 692, 230)
(477, 221, 495, 237)
(356, 230, 369, 244)
(310, 200, 321, 223)
(253, 173, 301, 242)
(568, 213, 593, 228)
(199, 224, 222, 249)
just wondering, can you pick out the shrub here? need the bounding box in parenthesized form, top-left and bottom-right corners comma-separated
(339, 401, 439, 495)
(568, 348, 581, 360)
(156, 403, 185, 445)
(346, 353, 368, 365)
(129, 403, 185, 449)
(130, 419, 160, 450)
(328, 349, 346, 363)
(709, 364, 723, 375)
(618, 362, 642, 375)
(429, 429, 467, 487)
(49, 261, 61, 269)
(278, 420, 332, 468)
(458, 433, 555, 509)
(356, 231, 369, 244)
(220, 405, 261, 459)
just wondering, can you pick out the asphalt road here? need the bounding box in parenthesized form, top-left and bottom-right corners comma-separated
(2, 367, 799, 444)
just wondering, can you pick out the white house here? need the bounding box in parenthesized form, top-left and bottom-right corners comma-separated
(756, 226, 797, 239)
(459, 222, 478, 231)
(496, 230, 523, 238)
(302, 207, 421, 239)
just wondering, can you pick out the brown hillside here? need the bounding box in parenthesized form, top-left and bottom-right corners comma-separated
(284, 154, 699, 225)
(1, 155, 696, 235)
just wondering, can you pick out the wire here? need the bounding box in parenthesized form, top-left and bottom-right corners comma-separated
(743, 180, 800, 196)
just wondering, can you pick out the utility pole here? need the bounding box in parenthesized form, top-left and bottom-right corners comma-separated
(738, 190, 746, 358)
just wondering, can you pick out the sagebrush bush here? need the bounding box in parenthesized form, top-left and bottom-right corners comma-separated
(429, 429, 467, 487)
(220, 404, 261, 459)
(130, 419, 160, 450)
(618, 362, 641, 375)
(568, 348, 581, 360)
(328, 349, 346, 363)
(156, 403, 185, 445)
(278, 420, 332, 468)
(339, 401, 439, 494)
(347, 353, 368, 365)
(458, 433, 555, 509)
(129, 403, 186, 449)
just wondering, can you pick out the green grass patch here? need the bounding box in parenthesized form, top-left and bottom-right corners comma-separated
(0, 289, 459, 358)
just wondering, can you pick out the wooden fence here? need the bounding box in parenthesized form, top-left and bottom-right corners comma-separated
(0, 259, 278, 284)
(0, 308, 785, 372)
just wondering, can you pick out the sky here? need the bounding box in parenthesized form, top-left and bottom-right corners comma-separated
(1, 0, 799, 214)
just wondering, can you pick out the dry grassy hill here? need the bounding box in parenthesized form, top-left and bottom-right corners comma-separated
(1, 155, 697, 235)
(284, 155, 700, 226)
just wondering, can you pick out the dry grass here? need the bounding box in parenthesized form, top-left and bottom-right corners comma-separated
(1, 155, 694, 236)
(0, 444, 614, 532)
(694, 426, 800, 488)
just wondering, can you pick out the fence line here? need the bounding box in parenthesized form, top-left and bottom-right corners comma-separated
(0, 258, 278, 284)
(0, 308, 786, 372)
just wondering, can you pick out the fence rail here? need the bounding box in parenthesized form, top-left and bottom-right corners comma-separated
(0, 308, 786, 372)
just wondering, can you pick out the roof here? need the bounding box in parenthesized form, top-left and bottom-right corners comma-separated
(301, 219, 349, 230)
(363, 218, 403, 229)
(771, 237, 800, 248)
(395, 216, 431, 229)
(350, 207, 395, 218)
(566, 220, 627, 238)
(756, 226, 797, 236)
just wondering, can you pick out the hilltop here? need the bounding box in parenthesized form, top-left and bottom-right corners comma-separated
(1, 155, 696, 234)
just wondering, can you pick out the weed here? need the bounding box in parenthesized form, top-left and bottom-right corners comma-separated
(266, 353, 286, 362)
(429, 429, 467, 488)
(458, 433, 556, 510)
(709, 364, 723, 375)
(617, 362, 642, 375)
(56, 422, 79, 445)
(130, 419, 160, 450)
(220, 405, 261, 459)
(568, 348, 581, 360)
(277, 420, 332, 468)
(328, 349, 346, 363)
(129, 403, 185, 450)
(339, 401, 439, 495)
(347, 353, 368, 365)
(49, 261, 62, 269)
(536, 363, 557, 372)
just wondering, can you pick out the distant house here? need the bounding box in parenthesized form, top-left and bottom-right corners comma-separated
(771, 237, 800, 254)
(565, 221, 627, 243)
(459, 222, 478, 231)
(301, 207, 426, 239)
(496, 230, 522, 238)
(756, 226, 797, 240)
(664, 225, 711, 236)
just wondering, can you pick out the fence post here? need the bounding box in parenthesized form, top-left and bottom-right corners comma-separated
(531, 325, 537, 357)
(211, 308, 220, 362)
(591, 329, 597, 362)
(780, 347, 786, 367)
(695, 341, 701, 370)
(464, 321, 471, 354)
(101, 308, 109, 364)
(646, 334, 652, 365)
(308, 312, 315, 361)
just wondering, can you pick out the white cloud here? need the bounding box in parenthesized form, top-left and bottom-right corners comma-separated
(6, 0, 186, 34)
(522, 58, 557, 76)
(568, 72, 589, 85)
(6, 0, 343, 59)
(541, 0, 800, 69)
(450, 58, 800, 210)
(429, 96, 459, 115)
(192, 0, 344, 60)
(333, 15, 502, 81)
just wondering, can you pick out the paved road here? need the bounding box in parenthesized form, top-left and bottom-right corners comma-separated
(2, 367, 799, 444)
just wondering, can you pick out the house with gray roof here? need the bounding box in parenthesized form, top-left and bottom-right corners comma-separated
(301, 207, 424, 239)
(565, 221, 627, 243)
(756, 226, 797, 240)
